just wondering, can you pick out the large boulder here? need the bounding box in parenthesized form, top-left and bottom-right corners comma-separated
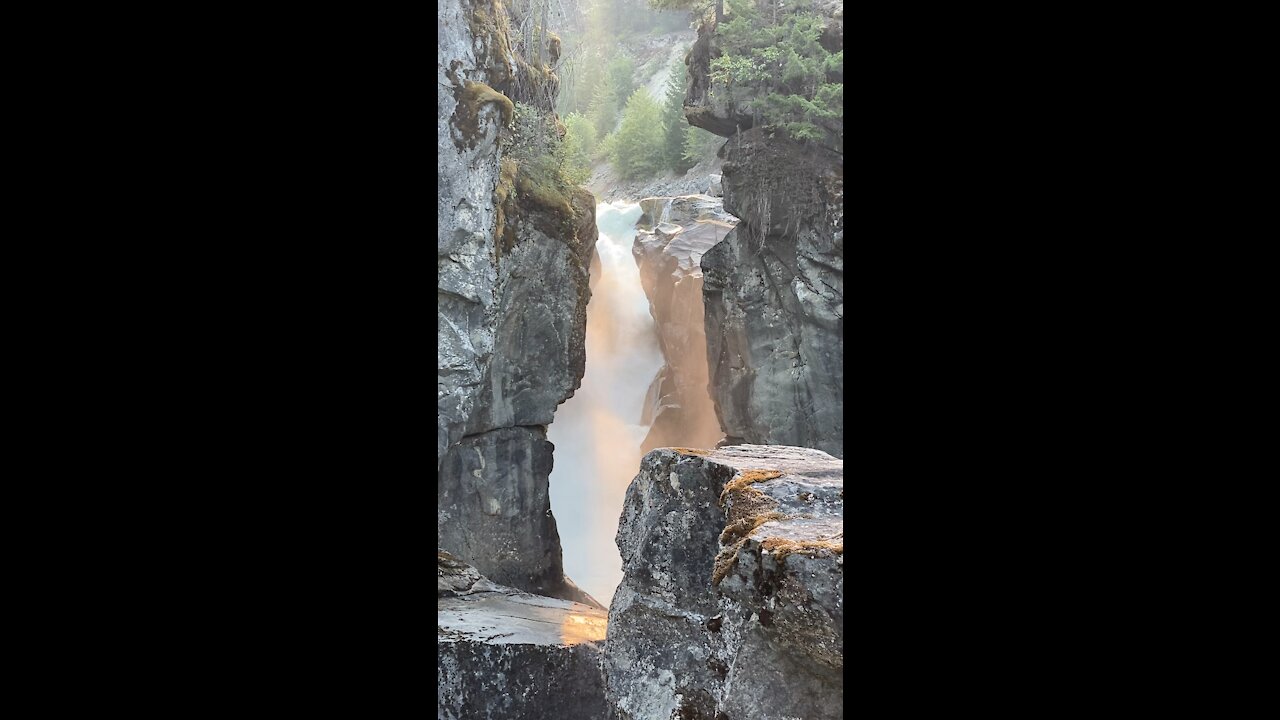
(603, 445, 844, 720)
(438, 551, 609, 719)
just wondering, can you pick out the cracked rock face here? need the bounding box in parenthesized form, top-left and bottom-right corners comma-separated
(438, 552, 609, 720)
(603, 445, 844, 720)
(437, 0, 599, 603)
(633, 195, 736, 454)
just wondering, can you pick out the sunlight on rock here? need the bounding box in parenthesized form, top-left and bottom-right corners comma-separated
(560, 612, 609, 645)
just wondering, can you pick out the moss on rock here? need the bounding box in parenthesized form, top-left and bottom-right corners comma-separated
(760, 536, 844, 562)
(719, 470, 784, 502)
(712, 469, 787, 585)
(467, 1, 514, 86)
(547, 32, 561, 65)
(451, 81, 514, 151)
(514, 156, 573, 219)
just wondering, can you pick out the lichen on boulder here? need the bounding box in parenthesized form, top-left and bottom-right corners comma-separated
(451, 80, 514, 151)
(604, 444, 844, 720)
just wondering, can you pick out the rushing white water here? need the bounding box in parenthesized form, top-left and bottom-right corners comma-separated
(548, 201, 662, 606)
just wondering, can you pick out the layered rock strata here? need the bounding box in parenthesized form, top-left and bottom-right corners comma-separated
(603, 445, 844, 720)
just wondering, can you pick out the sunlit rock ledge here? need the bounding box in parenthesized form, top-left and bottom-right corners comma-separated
(604, 445, 843, 720)
(437, 551, 609, 719)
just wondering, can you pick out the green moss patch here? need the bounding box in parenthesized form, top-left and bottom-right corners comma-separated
(451, 81, 514, 151)
(493, 158, 518, 259)
(514, 155, 573, 218)
(467, 1, 514, 86)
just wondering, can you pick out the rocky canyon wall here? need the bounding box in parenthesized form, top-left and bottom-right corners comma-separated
(437, 0, 599, 605)
(633, 194, 736, 454)
(685, 2, 845, 458)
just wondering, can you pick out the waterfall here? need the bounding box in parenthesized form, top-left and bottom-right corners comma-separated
(659, 197, 673, 224)
(547, 201, 663, 606)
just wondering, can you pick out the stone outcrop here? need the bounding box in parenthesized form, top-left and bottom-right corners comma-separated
(700, 130, 844, 457)
(438, 0, 599, 603)
(683, 4, 844, 458)
(685, 21, 752, 138)
(603, 445, 844, 720)
(633, 195, 736, 454)
(438, 551, 609, 719)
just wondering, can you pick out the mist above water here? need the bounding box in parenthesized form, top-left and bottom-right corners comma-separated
(548, 201, 662, 607)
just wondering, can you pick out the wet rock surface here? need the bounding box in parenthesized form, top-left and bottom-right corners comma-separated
(604, 445, 844, 720)
(633, 195, 737, 454)
(438, 552, 610, 720)
(439, 426, 601, 604)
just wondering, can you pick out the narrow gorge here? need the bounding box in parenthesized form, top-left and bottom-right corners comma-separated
(438, 1, 843, 717)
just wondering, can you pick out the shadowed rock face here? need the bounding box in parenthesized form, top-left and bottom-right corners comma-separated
(437, 0, 600, 604)
(683, 3, 844, 459)
(604, 446, 843, 720)
(438, 426, 566, 598)
(701, 129, 843, 458)
(633, 195, 737, 455)
(438, 552, 609, 720)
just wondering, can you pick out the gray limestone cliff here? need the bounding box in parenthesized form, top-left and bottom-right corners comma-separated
(684, 3, 844, 458)
(438, 551, 609, 719)
(437, 0, 599, 605)
(603, 445, 844, 720)
(633, 195, 737, 454)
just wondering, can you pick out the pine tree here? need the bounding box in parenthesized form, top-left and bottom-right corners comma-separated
(660, 56, 693, 173)
(609, 89, 666, 180)
(708, 0, 843, 144)
(682, 124, 720, 164)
